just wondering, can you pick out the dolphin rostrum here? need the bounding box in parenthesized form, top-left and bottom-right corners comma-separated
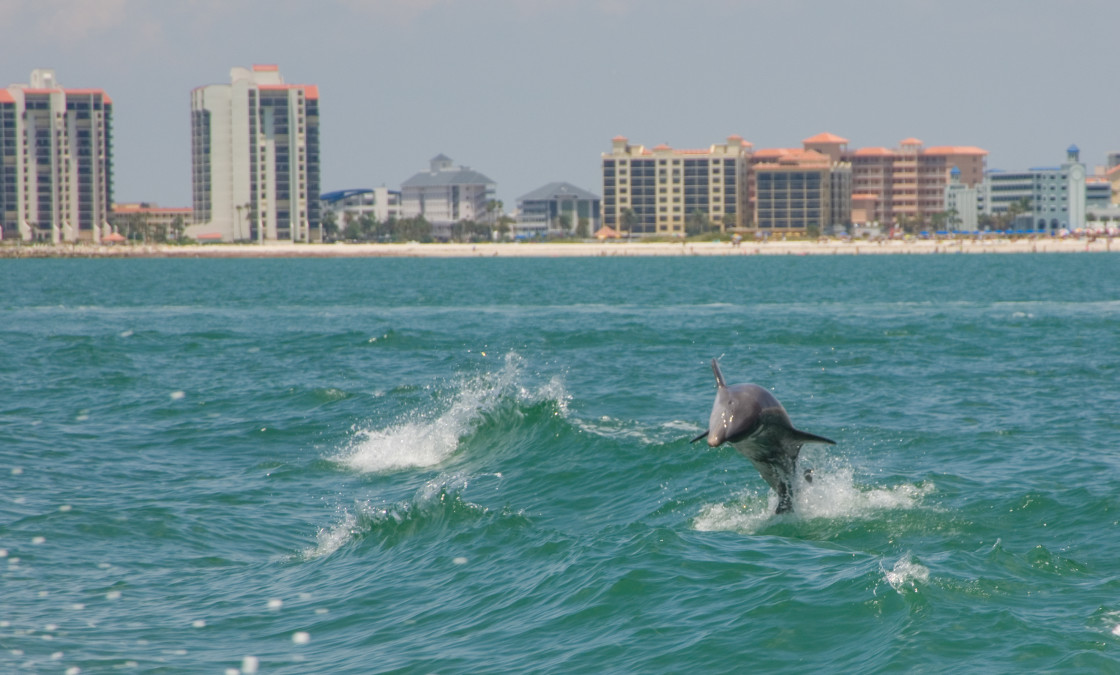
(691, 359, 835, 514)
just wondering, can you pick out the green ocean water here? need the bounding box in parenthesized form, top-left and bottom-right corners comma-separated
(2, 253, 1119, 673)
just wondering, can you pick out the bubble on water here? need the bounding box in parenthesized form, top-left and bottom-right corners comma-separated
(292, 631, 311, 645)
(452, 557, 469, 565)
(119, 330, 134, 338)
(11, 467, 23, 476)
(241, 655, 260, 674)
(106, 590, 122, 600)
(169, 391, 186, 401)
(192, 619, 206, 628)
(58, 505, 72, 512)
(267, 598, 283, 611)
(31, 536, 45, 545)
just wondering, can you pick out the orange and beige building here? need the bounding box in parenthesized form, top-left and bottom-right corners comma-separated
(1, 69, 114, 243)
(602, 132, 988, 236)
(848, 138, 986, 228)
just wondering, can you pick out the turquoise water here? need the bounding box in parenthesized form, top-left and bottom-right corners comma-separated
(2, 253, 1119, 673)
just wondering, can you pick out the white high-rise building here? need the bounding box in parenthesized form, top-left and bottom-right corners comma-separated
(1, 69, 113, 243)
(189, 65, 320, 242)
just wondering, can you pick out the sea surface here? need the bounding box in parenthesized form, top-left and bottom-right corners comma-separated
(2, 253, 1119, 673)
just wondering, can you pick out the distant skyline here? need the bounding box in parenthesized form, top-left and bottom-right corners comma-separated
(2, 0, 1117, 209)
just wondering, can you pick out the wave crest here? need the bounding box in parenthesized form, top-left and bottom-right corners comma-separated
(334, 352, 568, 473)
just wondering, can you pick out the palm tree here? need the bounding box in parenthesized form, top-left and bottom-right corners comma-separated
(621, 208, 638, 239)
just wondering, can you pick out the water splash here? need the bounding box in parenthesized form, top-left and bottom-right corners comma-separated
(334, 352, 567, 473)
(693, 461, 932, 534)
(882, 552, 930, 593)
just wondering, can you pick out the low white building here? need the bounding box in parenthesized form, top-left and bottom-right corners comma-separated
(978, 146, 1087, 233)
(400, 155, 496, 240)
(944, 167, 979, 231)
(320, 188, 402, 225)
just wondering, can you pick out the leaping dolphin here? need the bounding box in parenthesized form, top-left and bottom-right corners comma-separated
(692, 359, 835, 514)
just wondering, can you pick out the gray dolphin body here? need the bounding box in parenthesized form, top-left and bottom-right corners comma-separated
(692, 359, 835, 514)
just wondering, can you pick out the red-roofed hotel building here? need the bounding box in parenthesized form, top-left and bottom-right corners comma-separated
(756, 133, 987, 231)
(845, 137, 987, 228)
(1, 69, 113, 242)
(190, 65, 320, 242)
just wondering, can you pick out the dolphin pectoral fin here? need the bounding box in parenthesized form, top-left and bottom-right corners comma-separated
(788, 428, 836, 445)
(690, 430, 708, 444)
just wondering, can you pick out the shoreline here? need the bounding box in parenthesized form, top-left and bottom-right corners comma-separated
(0, 237, 1115, 259)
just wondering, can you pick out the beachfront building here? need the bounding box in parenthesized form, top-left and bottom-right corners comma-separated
(320, 188, 403, 226)
(749, 133, 853, 235)
(979, 145, 1087, 233)
(400, 154, 496, 240)
(943, 168, 979, 231)
(601, 136, 750, 237)
(750, 150, 834, 234)
(1, 69, 113, 243)
(515, 182, 600, 239)
(189, 65, 321, 243)
(110, 203, 193, 241)
(847, 138, 987, 229)
(1086, 177, 1111, 210)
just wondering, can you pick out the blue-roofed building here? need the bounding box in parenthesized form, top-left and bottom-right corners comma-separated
(978, 146, 1087, 233)
(400, 155, 496, 240)
(320, 187, 402, 226)
(515, 182, 601, 239)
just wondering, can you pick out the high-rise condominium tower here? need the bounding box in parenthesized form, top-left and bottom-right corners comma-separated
(1, 69, 113, 243)
(190, 65, 320, 242)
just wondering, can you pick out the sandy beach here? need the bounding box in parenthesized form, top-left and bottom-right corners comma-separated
(0, 236, 1115, 259)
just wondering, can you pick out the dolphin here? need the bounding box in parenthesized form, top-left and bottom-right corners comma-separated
(691, 359, 835, 514)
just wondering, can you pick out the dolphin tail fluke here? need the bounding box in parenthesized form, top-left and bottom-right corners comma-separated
(789, 428, 836, 445)
(710, 358, 726, 388)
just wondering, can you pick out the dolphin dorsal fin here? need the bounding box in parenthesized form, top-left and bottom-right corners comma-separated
(711, 358, 726, 388)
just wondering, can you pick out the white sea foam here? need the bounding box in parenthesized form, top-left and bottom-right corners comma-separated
(882, 553, 930, 592)
(335, 352, 564, 474)
(693, 459, 931, 534)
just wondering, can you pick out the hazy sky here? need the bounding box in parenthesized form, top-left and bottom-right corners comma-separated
(3, 0, 1117, 209)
